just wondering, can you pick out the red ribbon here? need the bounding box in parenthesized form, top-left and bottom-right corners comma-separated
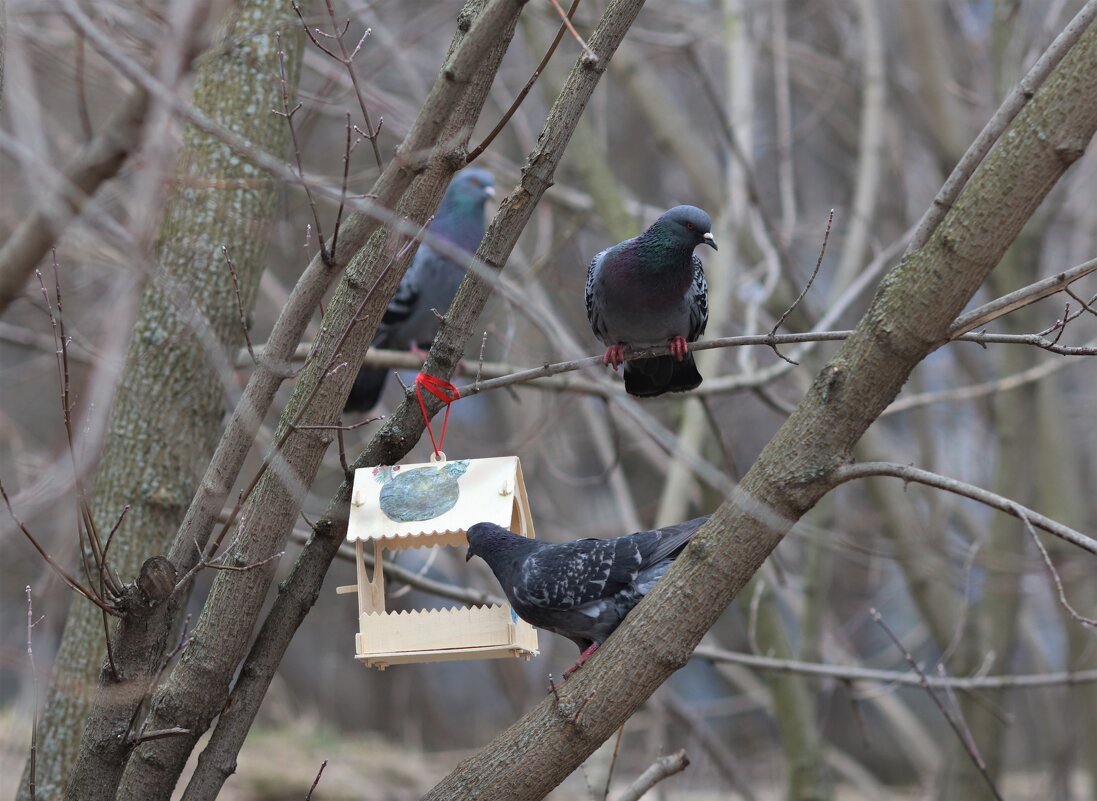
(415, 373, 460, 458)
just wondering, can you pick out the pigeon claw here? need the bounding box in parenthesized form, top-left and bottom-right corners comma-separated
(563, 642, 600, 680)
(602, 344, 628, 371)
(668, 336, 689, 362)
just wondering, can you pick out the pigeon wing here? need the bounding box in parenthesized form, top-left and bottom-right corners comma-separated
(585, 249, 612, 345)
(636, 515, 708, 568)
(513, 537, 644, 611)
(686, 254, 709, 342)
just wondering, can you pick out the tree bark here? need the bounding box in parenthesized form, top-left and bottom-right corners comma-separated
(110, 2, 528, 798)
(165, 2, 652, 798)
(23, 4, 306, 800)
(421, 16, 1097, 800)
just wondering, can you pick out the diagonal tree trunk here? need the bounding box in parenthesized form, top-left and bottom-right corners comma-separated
(19, 3, 306, 798)
(420, 14, 1097, 799)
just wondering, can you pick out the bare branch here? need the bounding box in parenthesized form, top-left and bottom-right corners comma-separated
(468, 0, 580, 162)
(693, 646, 1097, 690)
(0, 482, 114, 613)
(304, 760, 327, 801)
(1015, 507, 1097, 628)
(871, 610, 1004, 801)
(26, 587, 40, 801)
(829, 462, 1097, 556)
(222, 247, 256, 365)
(947, 256, 1097, 338)
(614, 750, 690, 801)
(547, 0, 597, 62)
(768, 209, 834, 364)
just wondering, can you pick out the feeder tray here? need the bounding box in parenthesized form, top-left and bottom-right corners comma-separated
(337, 455, 539, 669)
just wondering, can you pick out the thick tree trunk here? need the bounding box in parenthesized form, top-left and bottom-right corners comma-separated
(20, 4, 305, 799)
(421, 16, 1097, 800)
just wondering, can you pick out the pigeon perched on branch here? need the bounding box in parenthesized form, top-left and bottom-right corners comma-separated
(585, 205, 715, 397)
(465, 516, 708, 678)
(344, 168, 495, 411)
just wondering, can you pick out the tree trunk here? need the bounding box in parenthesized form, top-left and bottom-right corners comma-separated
(421, 16, 1097, 799)
(20, 3, 305, 798)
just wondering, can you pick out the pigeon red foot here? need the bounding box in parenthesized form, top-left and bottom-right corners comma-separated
(668, 335, 689, 361)
(602, 343, 628, 370)
(563, 643, 600, 680)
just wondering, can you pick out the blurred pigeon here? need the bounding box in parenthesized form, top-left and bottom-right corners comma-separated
(585, 205, 716, 397)
(465, 516, 708, 678)
(344, 168, 495, 411)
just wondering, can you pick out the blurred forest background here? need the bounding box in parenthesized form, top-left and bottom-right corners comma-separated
(1, 0, 1096, 799)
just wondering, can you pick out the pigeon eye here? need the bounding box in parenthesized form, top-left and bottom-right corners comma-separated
(686, 222, 695, 230)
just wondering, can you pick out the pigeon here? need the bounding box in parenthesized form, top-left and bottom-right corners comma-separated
(585, 205, 716, 397)
(465, 516, 708, 678)
(344, 168, 495, 411)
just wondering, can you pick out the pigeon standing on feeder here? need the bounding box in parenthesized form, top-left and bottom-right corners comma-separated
(345, 168, 495, 411)
(585, 205, 715, 397)
(465, 517, 708, 678)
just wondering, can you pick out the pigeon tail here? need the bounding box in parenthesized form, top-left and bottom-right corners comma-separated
(345, 366, 388, 411)
(623, 354, 702, 397)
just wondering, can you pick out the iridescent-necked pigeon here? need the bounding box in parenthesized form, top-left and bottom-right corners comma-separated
(465, 516, 708, 678)
(344, 168, 495, 411)
(585, 205, 716, 397)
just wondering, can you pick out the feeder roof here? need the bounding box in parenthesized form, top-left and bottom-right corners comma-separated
(347, 455, 529, 548)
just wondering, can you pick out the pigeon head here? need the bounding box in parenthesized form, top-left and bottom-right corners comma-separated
(651, 205, 717, 252)
(432, 168, 495, 252)
(465, 522, 534, 564)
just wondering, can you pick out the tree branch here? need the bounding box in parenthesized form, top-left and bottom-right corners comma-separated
(829, 462, 1097, 556)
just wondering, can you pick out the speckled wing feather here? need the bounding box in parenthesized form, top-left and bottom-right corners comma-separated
(585, 248, 611, 345)
(687, 253, 709, 342)
(512, 535, 647, 611)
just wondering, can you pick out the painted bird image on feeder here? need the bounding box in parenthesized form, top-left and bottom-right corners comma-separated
(375, 460, 470, 523)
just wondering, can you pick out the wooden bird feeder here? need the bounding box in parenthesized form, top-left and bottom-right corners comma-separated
(337, 455, 539, 669)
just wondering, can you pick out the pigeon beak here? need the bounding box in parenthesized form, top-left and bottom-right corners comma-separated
(484, 185, 496, 199)
(465, 549, 473, 562)
(702, 232, 718, 251)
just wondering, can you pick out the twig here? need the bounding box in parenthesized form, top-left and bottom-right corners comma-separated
(467, 0, 581, 162)
(1015, 506, 1097, 627)
(614, 750, 690, 801)
(870, 609, 1004, 801)
(1, 482, 114, 612)
(292, 416, 383, 432)
(769, 209, 833, 364)
(74, 31, 93, 141)
(947, 256, 1097, 338)
(476, 331, 489, 384)
(26, 587, 40, 801)
(1065, 286, 1097, 319)
(547, 0, 597, 62)
(223, 247, 256, 365)
(332, 113, 353, 261)
(292, 1, 385, 173)
(132, 727, 191, 744)
(305, 759, 328, 801)
(694, 645, 1097, 690)
(883, 340, 1093, 415)
(601, 725, 625, 801)
(830, 461, 1097, 556)
(274, 33, 328, 263)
